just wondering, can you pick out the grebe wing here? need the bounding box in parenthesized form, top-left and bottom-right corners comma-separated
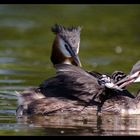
(28, 97, 78, 115)
(39, 64, 104, 103)
(101, 95, 136, 114)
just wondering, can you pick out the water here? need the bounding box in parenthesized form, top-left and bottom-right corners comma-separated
(0, 4, 140, 136)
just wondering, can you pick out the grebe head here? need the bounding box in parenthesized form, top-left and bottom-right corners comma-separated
(115, 60, 140, 88)
(89, 71, 123, 90)
(98, 74, 123, 91)
(111, 71, 128, 89)
(111, 71, 127, 85)
(51, 24, 82, 67)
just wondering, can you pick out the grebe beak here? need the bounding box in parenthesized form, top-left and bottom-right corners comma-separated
(64, 40, 82, 67)
(70, 49, 82, 67)
(115, 71, 140, 88)
(73, 54, 82, 67)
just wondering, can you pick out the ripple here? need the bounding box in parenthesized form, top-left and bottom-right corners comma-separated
(0, 69, 20, 75)
(0, 40, 29, 48)
(0, 57, 16, 63)
(0, 110, 16, 115)
(0, 68, 33, 75)
(0, 79, 25, 84)
(0, 18, 36, 32)
(87, 57, 113, 67)
(0, 86, 35, 91)
(0, 92, 17, 100)
(0, 5, 21, 15)
(0, 5, 14, 15)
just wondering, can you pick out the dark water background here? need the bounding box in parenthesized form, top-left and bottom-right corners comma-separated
(0, 4, 140, 135)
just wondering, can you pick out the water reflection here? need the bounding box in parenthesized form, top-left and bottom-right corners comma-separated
(15, 113, 140, 135)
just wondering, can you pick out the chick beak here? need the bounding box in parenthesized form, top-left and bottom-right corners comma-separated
(115, 71, 140, 88)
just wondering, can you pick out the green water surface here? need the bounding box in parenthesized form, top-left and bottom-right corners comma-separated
(0, 4, 140, 136)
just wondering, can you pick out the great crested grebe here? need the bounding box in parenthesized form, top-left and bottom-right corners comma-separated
(16, 25, 135, 117)
(16, 66, 140, 116)
(38, 64, 135, 113)
(39, 25, 136, 112)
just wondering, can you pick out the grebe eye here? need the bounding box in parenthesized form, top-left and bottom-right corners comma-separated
(64, 44, 71, 53)
(65, 44, 69, 49)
